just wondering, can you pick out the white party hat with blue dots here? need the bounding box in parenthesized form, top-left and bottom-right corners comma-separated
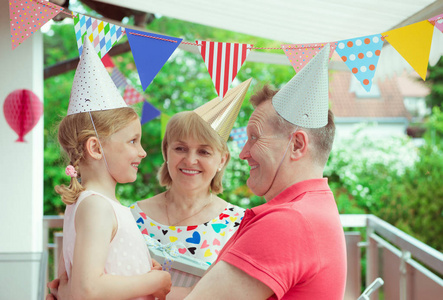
(272, 44, 330, 128)
(67, 37, 127, 116)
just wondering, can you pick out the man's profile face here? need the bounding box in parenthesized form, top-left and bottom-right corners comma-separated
(239, 101, 290, 198)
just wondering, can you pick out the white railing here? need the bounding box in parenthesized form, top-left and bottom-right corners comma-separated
(43, 214, 443, 300)
(340, 214, 443, 299)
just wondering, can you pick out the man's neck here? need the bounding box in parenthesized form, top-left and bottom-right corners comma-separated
(263, 163, 324, 202)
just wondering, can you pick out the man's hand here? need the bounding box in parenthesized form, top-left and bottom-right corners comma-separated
(46, 277, 60, 300)
(152, 258, 163, 271)
(150, 270, 172, 300)
(46, 271, 70, 300)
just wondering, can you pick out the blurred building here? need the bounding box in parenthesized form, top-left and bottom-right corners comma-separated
(329, 70, 430, 142)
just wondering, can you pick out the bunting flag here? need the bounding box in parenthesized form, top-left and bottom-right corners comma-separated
(429, 14, 443, 33)
(123, 84, 145, 105)
(197, 41, 253, 99)
(335, 34, 383, 92)
(74, 13, 125, 58)
(101, 53, 115, 69)
(161, 113, 171, 139)
(126, 29, 182, 91)
(110, 68, 127, 89)
(382, 20, 434, 80)
(230, 126, 247, 149)
(140, 101, 161, 125)
(282, 43, 336, 74)
(9, 0, 64, 49)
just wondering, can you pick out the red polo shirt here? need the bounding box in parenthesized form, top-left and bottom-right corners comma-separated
(216, 178, 347, 299)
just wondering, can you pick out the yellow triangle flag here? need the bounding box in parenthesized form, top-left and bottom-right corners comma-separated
(161, 113, 171, 139)
(382, 20, 434, 80)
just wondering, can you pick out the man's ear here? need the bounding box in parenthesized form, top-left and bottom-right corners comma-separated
(85, 137, 103, 160)
(289, 131, 309, 161)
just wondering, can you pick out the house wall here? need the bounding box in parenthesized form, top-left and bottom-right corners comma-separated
(0, 3, 44, 298)
(0, 0, 44, 254)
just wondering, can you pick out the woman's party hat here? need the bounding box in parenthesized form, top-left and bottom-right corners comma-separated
(272, 44, 330, 128)
(194, 78, 252, 141)
(67, 38, 127, 116)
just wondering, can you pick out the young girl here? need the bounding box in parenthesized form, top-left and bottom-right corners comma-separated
(55, 38, 171, 300)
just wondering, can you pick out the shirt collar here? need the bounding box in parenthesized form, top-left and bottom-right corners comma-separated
(250, 178, 330, 216)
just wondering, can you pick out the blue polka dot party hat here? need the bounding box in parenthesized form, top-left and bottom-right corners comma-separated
(272, 44, 330, 128)
(67, 37, 127, 116)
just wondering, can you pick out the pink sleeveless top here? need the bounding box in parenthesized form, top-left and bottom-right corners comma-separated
(63, 191, 153, 300)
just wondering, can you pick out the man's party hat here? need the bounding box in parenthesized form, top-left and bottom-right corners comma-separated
(272, 44, 330, 128)
(67, 38, 127, 116)
(194, 78, 252, 141)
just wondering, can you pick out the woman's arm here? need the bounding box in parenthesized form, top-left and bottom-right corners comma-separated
(71, 195, 171, 300)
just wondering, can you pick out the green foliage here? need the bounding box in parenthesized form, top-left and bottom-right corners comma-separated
(426, 56, 443, 109)
(402, 144, 443, 250)
(423, 106, 443, 145)
(325, 124, 443, 251)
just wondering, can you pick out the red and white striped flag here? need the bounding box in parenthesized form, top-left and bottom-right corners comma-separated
(197, 40, 253, 99)
(123, 85, 145, 105)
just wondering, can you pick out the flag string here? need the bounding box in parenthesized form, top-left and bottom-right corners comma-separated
(23, 3, 438, 52)
(34, 0, 75, 18)
(120, 34, 390, 49)
(125, 31, 179, 43)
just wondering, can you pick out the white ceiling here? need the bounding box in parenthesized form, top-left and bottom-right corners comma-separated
(96, 0, 443, 78)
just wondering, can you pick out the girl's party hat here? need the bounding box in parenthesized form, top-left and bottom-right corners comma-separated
(67, 38, 127, 116)
(272, 44, 330, 128)
(194, 78, 252, 141)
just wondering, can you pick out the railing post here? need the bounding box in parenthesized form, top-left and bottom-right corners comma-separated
(366, 218, 377, 289)
(399, 250, 411, 300)
(43, 219, 49, 299)
(54, 232, 64, 276)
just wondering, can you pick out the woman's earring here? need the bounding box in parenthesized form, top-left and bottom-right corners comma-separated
(166, 161, 169, 165)
(218, 167, 222, 172)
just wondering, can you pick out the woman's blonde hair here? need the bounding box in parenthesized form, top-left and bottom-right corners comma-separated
(55, 107, 138, 205)
(157, 111, 230, 194)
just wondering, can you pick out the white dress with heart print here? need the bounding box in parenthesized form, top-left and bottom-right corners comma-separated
(130, 201, 245, 287)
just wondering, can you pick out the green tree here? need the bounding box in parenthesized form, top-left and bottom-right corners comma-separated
(426, 57, 443, 109)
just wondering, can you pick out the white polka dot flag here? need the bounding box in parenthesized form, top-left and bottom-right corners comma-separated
(74, 13, 125, 58)
(197, 40, 253, 99)
(123, 84, 145, 105)
(9, 0, 64, 50)
(230, 126, 247, 149)
(282, 43, 336, 74)
(335, 34, 383, 92)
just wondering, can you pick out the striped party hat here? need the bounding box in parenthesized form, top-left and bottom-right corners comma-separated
(194, 78, 252, 141)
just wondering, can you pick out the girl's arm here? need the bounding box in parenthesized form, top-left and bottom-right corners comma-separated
(57, 252, 66, 277)
(71, 195, 171, 300)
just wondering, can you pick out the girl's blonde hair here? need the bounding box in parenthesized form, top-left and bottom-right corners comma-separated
(55, 107, 138, 205)
(157, 111, 230, 194)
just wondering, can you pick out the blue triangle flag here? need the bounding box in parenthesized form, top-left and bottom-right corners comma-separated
(141, 101, 161, 125)
(335, 34, 383, 92)
(126, 29, 183, 91)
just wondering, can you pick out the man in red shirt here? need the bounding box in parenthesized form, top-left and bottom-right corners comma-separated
(185, 44, 346, 299)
